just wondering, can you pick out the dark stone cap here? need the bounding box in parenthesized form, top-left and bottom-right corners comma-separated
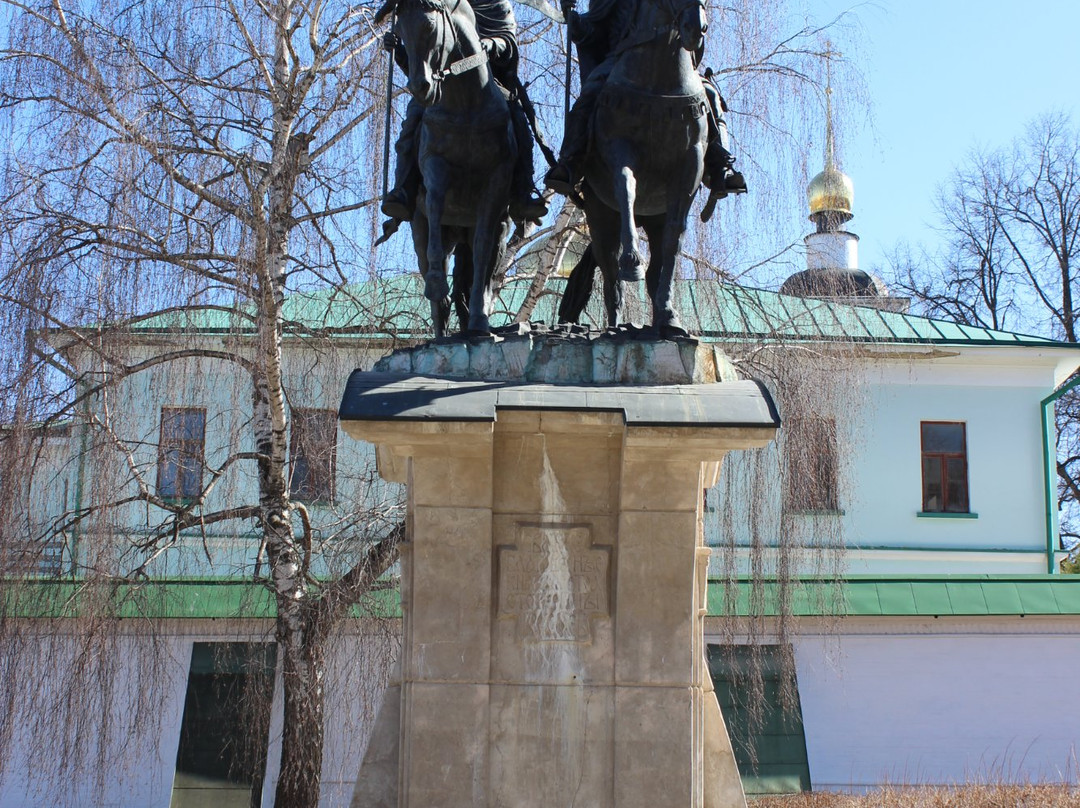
(339, 372, 780, 429)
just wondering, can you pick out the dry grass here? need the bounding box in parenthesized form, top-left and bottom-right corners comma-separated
(751, 784, 1079, 808)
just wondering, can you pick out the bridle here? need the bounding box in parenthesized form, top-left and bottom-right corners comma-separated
(610, 0, 707, 59)
(392, 0, 488, 93)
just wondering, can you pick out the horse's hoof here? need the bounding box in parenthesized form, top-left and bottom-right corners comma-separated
(424, 273, 450, 302)
(659, 321, 691, 340)
(618, 252, 645, 282)
(467, 315, 491, 336)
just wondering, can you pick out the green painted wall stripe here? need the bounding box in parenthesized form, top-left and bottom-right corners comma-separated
(5, 576, 1079, 620)
(706, 576, 1080, 617)
(1, 580, 400, 620)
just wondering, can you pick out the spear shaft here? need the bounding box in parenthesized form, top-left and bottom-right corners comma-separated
(382, 18, 396, 201)
(564, 11, 572, 121)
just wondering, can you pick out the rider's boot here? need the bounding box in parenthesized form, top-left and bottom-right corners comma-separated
(544, 84, 597, 196)
(544, 160, 579, 198)
(509, 103, 549, 223)
(510, 191, 549, 225)
(381, 186, 414, 222)
(381, 100, 424, 221)
(704, 141, 747, 195)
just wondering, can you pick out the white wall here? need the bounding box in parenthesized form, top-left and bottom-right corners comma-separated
(0, 621, 395, 808)
(850, 360, 1049, 555)
(0, 632, 190, 807)
(706, 346, 1072, 576)
(792, 617, 1080, 789)
(61, 338, 400, 579)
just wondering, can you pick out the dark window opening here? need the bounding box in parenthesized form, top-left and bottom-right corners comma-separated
(158, 408, 206, 501)
(171, 642, 277, 808)
(707, 644, 811, 795)
(783, 416, 838, 512)
(920, 421, 969, 513)
(289, 408, 337, 504)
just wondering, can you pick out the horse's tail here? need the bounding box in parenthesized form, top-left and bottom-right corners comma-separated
(557, 242, 598, 324)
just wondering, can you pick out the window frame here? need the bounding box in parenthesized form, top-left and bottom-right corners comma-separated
(289, 408, 338, 505)
(919, 420, 970, 514)
(157, 407, 206, 502)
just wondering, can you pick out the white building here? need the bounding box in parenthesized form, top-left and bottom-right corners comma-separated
(700, 158, 1080, 794)
(2, 165, 1080, 803)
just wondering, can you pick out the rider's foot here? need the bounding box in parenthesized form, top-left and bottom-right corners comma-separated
(510, 192, 548, 224)
(381, 187, 414, 221)
(724, 168, 747, 194)
(544, 163, 579, 197)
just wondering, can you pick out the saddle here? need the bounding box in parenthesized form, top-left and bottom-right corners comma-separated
(598, 82, 707, 122)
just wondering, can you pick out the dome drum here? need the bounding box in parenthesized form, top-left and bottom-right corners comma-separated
(805, 230, 859, 273)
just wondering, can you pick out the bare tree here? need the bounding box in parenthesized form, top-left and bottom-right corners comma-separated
(0, 1, 407, 804)
(0, 0, 865, 804)
(894, 112, 1080, 558)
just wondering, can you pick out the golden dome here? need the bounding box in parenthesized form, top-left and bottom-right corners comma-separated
(807, 166, 854, 220)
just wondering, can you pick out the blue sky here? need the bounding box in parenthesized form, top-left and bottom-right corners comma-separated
(809, 0, 1080, 281)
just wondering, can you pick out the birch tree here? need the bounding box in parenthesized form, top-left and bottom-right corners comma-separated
(0, 0, 864, 804)
(0, 1, 404, 804)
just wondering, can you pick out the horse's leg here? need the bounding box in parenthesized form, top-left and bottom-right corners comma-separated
(557, 243, 597, 325)
(422, 159, 451, 311)
(451, 241, 471, 331)
(410, 208, 448, 338)
(642, 214, 668, 327)
(610, 143, 645, 283)
(654, 161, 702, 337)
(584, 187, 625, 328)
(468, 172, 511, 335)
(641, 215, 663, 297)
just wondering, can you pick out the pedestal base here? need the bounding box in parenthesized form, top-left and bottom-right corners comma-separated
(341, 372, 778, 808)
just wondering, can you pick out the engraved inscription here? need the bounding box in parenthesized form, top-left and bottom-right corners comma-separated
(497, 525, 610, 642)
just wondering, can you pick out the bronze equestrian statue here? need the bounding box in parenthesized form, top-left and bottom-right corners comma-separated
(548, 0, 746, 332)
(377, 0, 544, 336)
(381, 0, 547, 228)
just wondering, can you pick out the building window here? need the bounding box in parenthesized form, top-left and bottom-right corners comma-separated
(157, 408, 206, 501)
(921, 421, 969, 513)
(707, 644, 811, 795)
(171, 642, 277, 808)
(783, 417, 838, 513)
(290, 408, 337, 504)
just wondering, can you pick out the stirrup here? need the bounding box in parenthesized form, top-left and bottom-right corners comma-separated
(724, 169, 747, 194)
(511, 193, 548, 224)
(544, 164, 579, 197)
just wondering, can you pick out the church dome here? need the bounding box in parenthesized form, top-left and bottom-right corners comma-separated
(780, 267, 887, 299)
(807, 165, 854, 222)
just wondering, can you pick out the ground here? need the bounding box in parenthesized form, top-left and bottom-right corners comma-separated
(753, 785, 1078, 807)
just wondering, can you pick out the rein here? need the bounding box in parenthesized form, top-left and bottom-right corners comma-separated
(437, 49, 488, 80)
(425, 0, 490, 84)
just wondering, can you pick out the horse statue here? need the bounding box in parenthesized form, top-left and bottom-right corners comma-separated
(556, 0, 710, 336)
(378, 0, 516, 337)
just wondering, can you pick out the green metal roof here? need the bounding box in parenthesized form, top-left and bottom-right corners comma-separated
(111, 277, 1067, 348)
(681, 284, 1062, 346)
(709, 575, 1080, 617)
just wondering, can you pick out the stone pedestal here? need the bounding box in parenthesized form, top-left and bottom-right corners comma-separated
(340, 362, 778, 808)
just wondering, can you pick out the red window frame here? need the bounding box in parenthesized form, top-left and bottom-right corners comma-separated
(920, 421, 969, 513)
